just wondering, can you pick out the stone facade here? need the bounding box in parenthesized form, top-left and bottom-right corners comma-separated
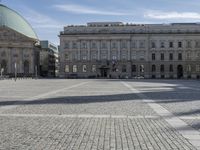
(59, 22, 200, 79)
(0, 27, 40, 77)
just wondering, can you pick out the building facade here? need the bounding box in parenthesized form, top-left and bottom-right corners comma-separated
(0, 4, 40, 77)
(40, 41, 59, 77)
(59, 22, 200, 79)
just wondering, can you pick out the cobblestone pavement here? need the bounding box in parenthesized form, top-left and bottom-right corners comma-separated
(0, 79, 199, 150)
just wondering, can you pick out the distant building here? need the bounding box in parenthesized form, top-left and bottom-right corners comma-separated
(59, 22, 200, 79)
(40, 41, 59, 77)
(0, 4, 40, 77)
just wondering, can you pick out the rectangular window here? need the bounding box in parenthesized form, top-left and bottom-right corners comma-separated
(186, 41, 192, 48)
(65, 54, 69, 60)
(151, 42, 156, 48)
(178, 42, 182, 48)
(83, 65, 87, 72)
(169, 65, 173, 72)
(152, 53, 156, 60)
(65, 65, 69, 72)
(72, 42, 77, 49)
(64, 43, 69, 49)
(132, 65, 136, 72)
(169, 42, 173, 48)
(160, 65, 165, 72)
(178, 53, 182, 60)
(161, 53, 164, 60)
(152, 65, 156, 72)
(196, 65, 200, 72)
(160, 42, 165, 48)
(139, 41, 145, 48)
(186, 53, 191, 60)
(122, 65, 127, 72)
(169, 53, 173, 60)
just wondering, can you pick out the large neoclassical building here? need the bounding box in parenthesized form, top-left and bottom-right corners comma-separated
(0, 4, 40, 77)
(60, 22, 200, 79)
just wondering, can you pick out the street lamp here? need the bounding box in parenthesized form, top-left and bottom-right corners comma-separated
(14, 62, 17, 81)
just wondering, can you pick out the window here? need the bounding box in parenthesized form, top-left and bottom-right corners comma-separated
(178, 42, 182, 48)
(122, 65, 127, 72)
(139, 41, 145, 48)
(161, 53, 165, 60)
(121, 41, 127, 48)
(187, 65, 191, 72)
(186, 53, 191, 60)
(178, 53, 182, 60)
(82, 65, 87, 72)
(92, 65, 96, 72)
(186, 41, 192, 48)
(132, 65, 136, 72)
(152, 65, 156, 72)
(91, 42, 96, 49)
(160, 42, 165, 48)
(169, 53, 173, 60)
(73, 65, 77, 73)
(160, 65, 165, 72)
(65, 65, 69, 72)
(140, 65, 144, 73)
(112, 42, 117, 48)
(131, 41, 136, 48)
(196, 65, 200, 72)
(195, 41, 200, 48)
(152, 53, 156, 60)
(72, 42, 77, 49)
(65, 54, 69, 60)
(101, 42, 107, 49)
(82, 42, 87, 49)
(169, 42, 173, 48)
(169, 64, 173, 72)
(64, 43, 69, 49)
(1, 51, 6, 57)
(151, 42, 156, 48)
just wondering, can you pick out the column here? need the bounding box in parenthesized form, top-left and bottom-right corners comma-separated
(117, 40, 121, 60)
(108, 40, 111, 60)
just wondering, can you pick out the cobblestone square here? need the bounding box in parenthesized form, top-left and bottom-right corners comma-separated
(0, 79, 200, 150)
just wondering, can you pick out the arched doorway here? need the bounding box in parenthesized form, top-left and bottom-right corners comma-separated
(1, 60, 7, 74)
(24, 60, 29, 75)
(177, 65, 183, 79)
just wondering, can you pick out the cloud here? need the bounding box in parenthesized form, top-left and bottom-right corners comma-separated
(144, 10, 200, 20)
(53, 4, 130, 16)
(21, 7, 64, 29)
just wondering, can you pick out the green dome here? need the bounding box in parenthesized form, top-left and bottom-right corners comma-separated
(0, 4, 38, 39)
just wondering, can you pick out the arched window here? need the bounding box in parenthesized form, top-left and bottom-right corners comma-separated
(24, 60, 29, 75)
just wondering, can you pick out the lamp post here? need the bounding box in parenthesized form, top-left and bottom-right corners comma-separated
(35, 65, 37, 79)
(14, 62, 17, 81)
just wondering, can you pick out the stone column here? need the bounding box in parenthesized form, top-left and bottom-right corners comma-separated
(97, 40, 100, 60)
(117, 40, 121, 60)
(108, 40, 111, 60)
(78, 40, 81, 60)
(127, 40, 131, 61)
(88, 41, 90, 61)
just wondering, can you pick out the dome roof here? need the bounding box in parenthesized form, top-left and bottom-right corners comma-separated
(0, 4, 38, 39)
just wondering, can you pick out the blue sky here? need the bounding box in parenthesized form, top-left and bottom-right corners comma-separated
(2, 0, 200, 45)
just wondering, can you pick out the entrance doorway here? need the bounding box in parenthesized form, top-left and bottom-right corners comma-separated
(177, 65, 183, 79)
(100, 68, 108, 78)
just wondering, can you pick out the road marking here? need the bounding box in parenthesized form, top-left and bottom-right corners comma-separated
(122, 82, 200, 150)
(0, 82, 89, 113)
(0, 113, 159, 119)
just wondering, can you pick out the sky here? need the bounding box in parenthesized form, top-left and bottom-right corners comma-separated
(2, 0, 200, 45)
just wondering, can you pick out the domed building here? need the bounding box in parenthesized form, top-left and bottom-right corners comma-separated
(0, 4, 40, 77)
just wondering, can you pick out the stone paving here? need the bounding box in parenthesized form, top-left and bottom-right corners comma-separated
(0, 79, 199, 150)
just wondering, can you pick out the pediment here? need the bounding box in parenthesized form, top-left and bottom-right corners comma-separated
(0, 26, 37, 43)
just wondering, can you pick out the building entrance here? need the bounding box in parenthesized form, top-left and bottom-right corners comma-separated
(177, 65, 183, 79)
(99, 66, 109, 78)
